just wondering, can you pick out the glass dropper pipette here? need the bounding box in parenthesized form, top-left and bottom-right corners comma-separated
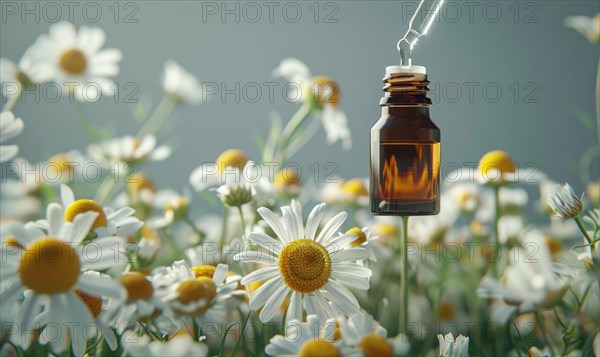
(397, 0, 445, 66)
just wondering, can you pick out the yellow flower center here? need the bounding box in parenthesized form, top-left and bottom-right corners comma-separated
(309, 76, 340, 107)
(374, 223, 397, 237)
(278, 239, 331, 294)
(342, 179, 368, 197)
(175, 277, 217, 317)
(358, 333, 394, 357)
(299, 339, 340, 357)
(59, 48, 87, 75)
(75, 289, 103, 317)
(19, 238, 80, 294)
(48, 153, 74, 176)
(120, 272, 154, 302)
(346, 227, 367, 247)
(274, 168, 302, 188)
(478, 150, 515, 179)
(190, 265, 216, 279)
(64, 199, 108, 231)
(543, 236, 562, 256)
(216, 149, 248, 172)
(127, 173, 156, 198)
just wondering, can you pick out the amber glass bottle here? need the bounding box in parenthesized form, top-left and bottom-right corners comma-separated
(370, 66, 440, 215)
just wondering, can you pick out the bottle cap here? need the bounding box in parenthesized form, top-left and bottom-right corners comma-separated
(385, 65, 426, 75)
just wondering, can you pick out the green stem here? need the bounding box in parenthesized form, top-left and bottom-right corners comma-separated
(595, 54, 599, 147)
(574, 216, 595, 259)
(492, 185, 501, 278)
(230, 309, 251, 357)
(535, 311, 556, 356)
(276, 103, 313, 164)
(137, 96, 177, 138)
(399, 215, 409, 335)
(237, 205, 246, 234)
(220, 206, 229, 247)
(74, 100, 96, 143)
(2, 87, 22, 112)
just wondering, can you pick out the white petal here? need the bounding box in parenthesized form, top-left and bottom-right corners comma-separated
(315, 212, 347, 244)
(257, 207, 289, 243)
(60, 185, 75, 206)
(330, 248, 370, 263)
(259, 284, 289, 322)
(305, 203, 325, 240)
(234, 251, 277, 265)
(246, 232, 282, 254)
(77, 274, 126, 302)
(249, 276, 283, 310)
(240, 266, 280, 285)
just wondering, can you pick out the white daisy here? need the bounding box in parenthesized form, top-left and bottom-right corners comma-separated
(36, 185, 142, 238)
(189, 148, 254, 192)
(546, 182, 584, 219)
(0, 204, 126, 355)
(151, 260, 242, 329)
(0, 112, 24, 163)
(265, 315, 346, 356)
(343, 227, 379, 262)
(235, 200, 372, 323)
(338, 313, 411, 357)
(273, 58, 352, 150)
(88, 135, 171, 168)
(146, 190, 191, 228)
(163, 60, 204, 104)
(25, 22, 122, 102)
(437, 333, 470, 357)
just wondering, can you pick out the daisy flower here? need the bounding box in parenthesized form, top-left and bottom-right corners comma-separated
(343, 227, 378, 262)
(36, 185, 142, 238)
(88, 134, 171, 168)
(0, 112, 24, 163)
(272, 58, 352, 150)
(0, 204, 126, 355)
(235, 200, 372, 323)
(341, 178, 369, 206)
(163, 60, 204, 104)
(189, 148, 253, 191)
(146, 189, 191, 228)
(437, 333, 469, 357)
(546, 182, 584, 219)
(476, 150, 517, 185)
(25, 22, 122, 102)
(151, 260, 242, 329)
(338, 313, 411, 357)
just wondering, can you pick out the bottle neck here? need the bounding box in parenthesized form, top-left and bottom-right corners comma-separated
(379, 71, 431, 106)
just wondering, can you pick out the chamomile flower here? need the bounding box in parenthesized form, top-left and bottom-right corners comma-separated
(546, 182, 584, 219)
(152, 261, 241, 329)
(341, 178, 369, 206)
(189, 148, 253, 191)
(273, 58, 352, 150)
(0, 112, 24, 163)
(0, 204, 126, 355)
(163, 60, 204, 104)
(338, 313, 411, 357)
(146, 190, 192, 228)
(235, 200, 372, 323)
(437, 333, 470, 357)
(25, 22, 122, 101)
(37, 185, 142, 238)
(265, 315, 346, 357)
(344, 227, 378, 261)
(476, 150, 517, 185)
(88, 135, 171, 168)
(122, 333, 209, 356)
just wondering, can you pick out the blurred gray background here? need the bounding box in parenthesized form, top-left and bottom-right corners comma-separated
(1, 0, 599, 196)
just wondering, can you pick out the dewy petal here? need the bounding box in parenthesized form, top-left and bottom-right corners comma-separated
(77, 273, 126, 302)
(315, 211, 348, 244)
(249, 276, 284, 310)
(246, 232, 282, 254)
(240, 266, 280, 285)
(259, 284, 289, 322)
(257, 207, 290, 243)
(60, 185, 76, 207)
(305, 203, 325, 240)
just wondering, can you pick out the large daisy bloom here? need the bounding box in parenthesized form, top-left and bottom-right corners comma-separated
(25, 22, 122, 101)
(1, 204, 126, 355)
(163, 60, 204, 104)
(235, 200, 372, 323)
(36, 185, 142, 238)
(272, 58, 352, 150)
(0, 112, 24, 163)
(88, 134, 171, 168)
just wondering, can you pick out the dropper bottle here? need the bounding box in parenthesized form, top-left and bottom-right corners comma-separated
(370, 0, 444, 216)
